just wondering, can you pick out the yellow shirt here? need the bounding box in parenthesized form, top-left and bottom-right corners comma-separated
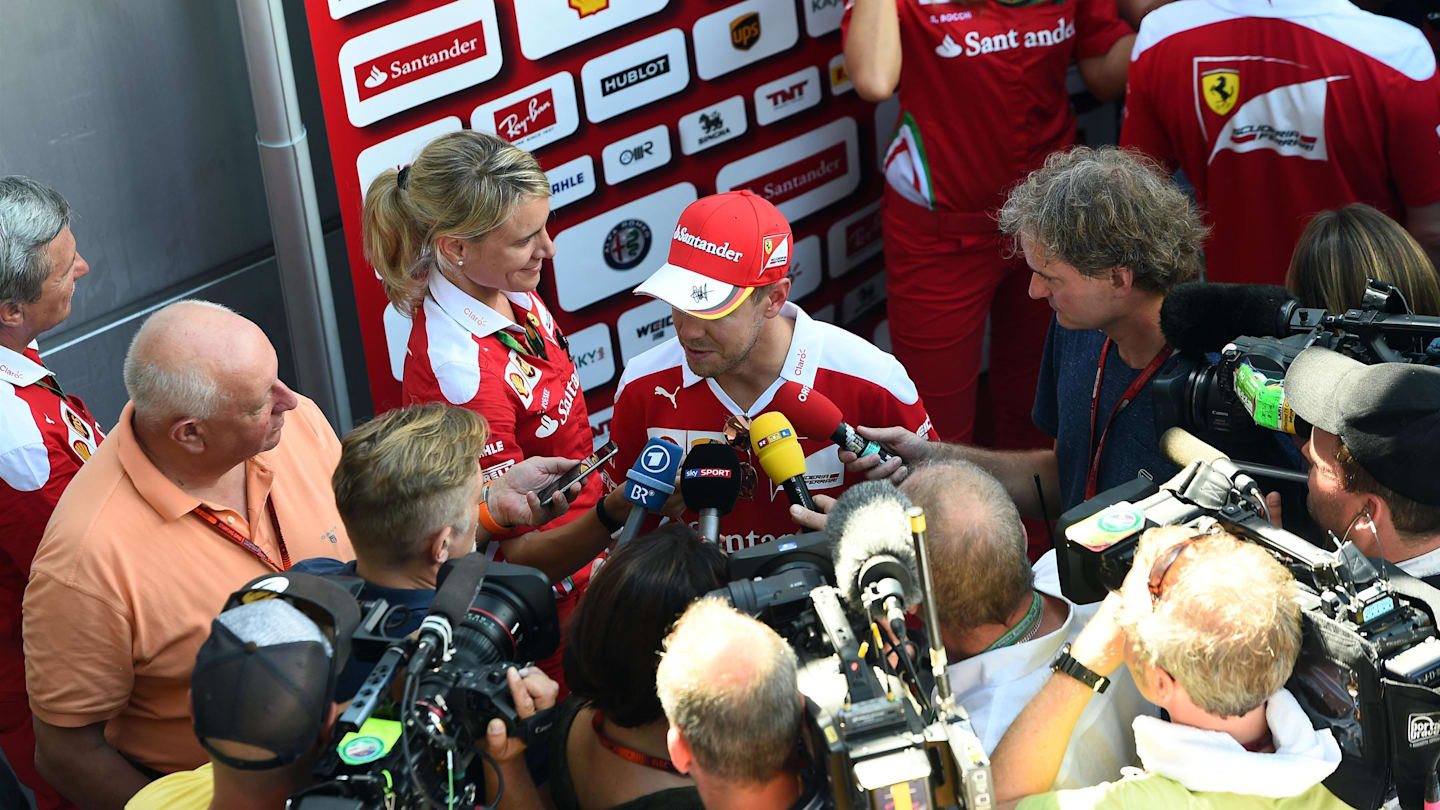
(125, 762, 213, 810)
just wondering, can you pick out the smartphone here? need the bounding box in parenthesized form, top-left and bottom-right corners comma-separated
(536, 440, 619, 506)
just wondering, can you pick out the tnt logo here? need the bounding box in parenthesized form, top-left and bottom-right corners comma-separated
(765, 81, 806, 107)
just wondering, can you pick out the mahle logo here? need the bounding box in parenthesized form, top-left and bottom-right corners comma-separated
(730, 13, 761, 50)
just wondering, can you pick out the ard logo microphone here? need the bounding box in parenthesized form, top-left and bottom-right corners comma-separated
(680, 443, 743, 544)
(617, 438, 683, 545)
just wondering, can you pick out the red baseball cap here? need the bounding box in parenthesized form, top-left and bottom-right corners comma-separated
(634, 190, 792, 320)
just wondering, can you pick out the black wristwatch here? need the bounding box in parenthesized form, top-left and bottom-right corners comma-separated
(594, 497, 623, 534)
(1051, 643, 1110, 693)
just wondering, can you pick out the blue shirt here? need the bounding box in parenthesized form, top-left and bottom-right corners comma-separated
(1032, 320, 1180, 513)
(290, 557, 434, 701)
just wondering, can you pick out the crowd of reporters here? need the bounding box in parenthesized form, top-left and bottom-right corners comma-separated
(5, 0, 1440, 808)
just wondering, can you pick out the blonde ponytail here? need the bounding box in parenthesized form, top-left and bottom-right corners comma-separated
(361, 131, 552, 314)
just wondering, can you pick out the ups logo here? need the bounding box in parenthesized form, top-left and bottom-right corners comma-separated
(730, 13, 761, 50)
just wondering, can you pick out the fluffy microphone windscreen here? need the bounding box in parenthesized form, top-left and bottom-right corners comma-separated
(825, 480, 923, 610)
(749, 412, 807, 484)
(680, 442, 743, 513)
(770, 381, 844, 439)
(1160, 282, 1297, 355)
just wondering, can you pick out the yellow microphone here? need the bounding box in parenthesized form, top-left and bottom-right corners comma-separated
(749, 412, 816, 512)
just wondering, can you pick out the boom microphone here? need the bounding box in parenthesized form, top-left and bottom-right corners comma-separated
(617, 438, 683, 546)
(1159, 427, 1267, 501)
(679, 443, 742, 544)
(826, 480, 924, 637)
(749, 412, 816, 513)
(415, 554, 490, 668)
(1160, 282, 1297, 356)
(770, 381, 897, 463)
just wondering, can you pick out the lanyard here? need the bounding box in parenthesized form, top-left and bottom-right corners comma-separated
(984, 592, 1043, 652)
(192, 498, 291, 572)
(592, 710, 681, 775)
(1086, 339, 1173, 500)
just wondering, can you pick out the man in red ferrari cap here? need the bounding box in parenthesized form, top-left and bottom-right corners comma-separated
(607, 190, 935, 552)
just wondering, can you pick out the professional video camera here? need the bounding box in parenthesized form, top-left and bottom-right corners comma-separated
(707, 484, 995, 810)
(1154, 280, 1440, 439)
(289, 556, 559, 810)
(1054, 429, 1440, 810)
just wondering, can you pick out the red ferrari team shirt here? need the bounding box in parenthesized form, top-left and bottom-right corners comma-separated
(0, 343, 104, 699)
(1121, 0, 1440, 286)
(403, 273, 601, 596)
(843, 0, 1130, 218)
(608, 303, 936, 553)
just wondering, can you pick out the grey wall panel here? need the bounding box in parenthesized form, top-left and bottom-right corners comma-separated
(0, 0, 274, 325)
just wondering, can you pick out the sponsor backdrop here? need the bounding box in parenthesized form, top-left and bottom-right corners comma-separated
(303, 0, 894, 438)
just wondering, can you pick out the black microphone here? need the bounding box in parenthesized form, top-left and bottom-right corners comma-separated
(680, 443, 743, 544)
(826, 480, 924, 638)
(1160, 282, 1298, 355)
(414, 554, 489, 668)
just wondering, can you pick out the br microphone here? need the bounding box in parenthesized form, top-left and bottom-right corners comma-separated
(826, 480, 923, 638)
(679, 443, 742, 544)
(749, 412, 816, 513)
(617, 438, 683, 546)
(415, 554, 490, 668)
(1160, 282, 1298, 356)
(770, 381, 896, 463)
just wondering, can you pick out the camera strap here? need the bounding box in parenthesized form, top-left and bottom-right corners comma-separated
(192, 499, 291, 572)
(1087, 340, 1173, 499)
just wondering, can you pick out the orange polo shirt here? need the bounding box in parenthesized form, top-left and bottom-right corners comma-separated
(23, 396, 352, 773)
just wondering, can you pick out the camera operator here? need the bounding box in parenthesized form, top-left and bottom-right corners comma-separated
(656, 599, 826, 810)
(294, 402, 642, 699)
(989, 526, 1347, 808)
(794, 148, 1208, 552)
(903, 460, 1151, 788)
(1281, 347, 1440, 585)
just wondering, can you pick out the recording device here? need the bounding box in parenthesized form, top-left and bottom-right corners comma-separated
(1155, 280, 1440, 439)
(290, 556, 560, 810)
(750, 411, 817, 512)
(616, 437, 683, 545)
(679, 442, 742, 544)
(706, 483, 994, 810)
(535, 440, 617, 506)
(1053, 431, 1440, 810)
(771, 381, 897, 464)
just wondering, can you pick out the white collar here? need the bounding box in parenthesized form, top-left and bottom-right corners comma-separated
(427, 272, 532, 341)
(0, 341, 48, 387)
(1207, 0, 1357, 18)
(1399, 545, 1440, 579)
(946, 555, 1075, 688)
(1132, 688, 1341, 798)
(679, 301, 824, 391)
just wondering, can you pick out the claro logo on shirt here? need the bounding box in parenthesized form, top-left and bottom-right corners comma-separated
(338, 0, 503, 127)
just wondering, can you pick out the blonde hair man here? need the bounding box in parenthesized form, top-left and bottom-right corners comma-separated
(989, 527, 1348, 809)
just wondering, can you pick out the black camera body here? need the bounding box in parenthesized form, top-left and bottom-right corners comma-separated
(291, 559, 559, 810)
(1055, 461, 1440, 810)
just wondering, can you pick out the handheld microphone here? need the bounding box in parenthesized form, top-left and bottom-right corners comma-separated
(679, 443, 742, 544)
(1160, 282, 1298, 355)
(770, 381, 896, 463)
(1159, 427, 1266, 502)
(414, 554, 490, 669)
(749, 412, 816, 512)
(616, 438, 683, 546)
(826, 480, 924, 638)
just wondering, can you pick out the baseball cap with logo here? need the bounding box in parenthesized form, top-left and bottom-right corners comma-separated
(634, 190, 792, 319)
(1284, 347, 1440, 505)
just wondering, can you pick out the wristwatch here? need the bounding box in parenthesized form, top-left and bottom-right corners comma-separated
(1051, 643, 1110, 693)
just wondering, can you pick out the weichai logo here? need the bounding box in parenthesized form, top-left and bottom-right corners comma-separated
(748, 143, 847, 205)
(494, 89, 556, 142)
(355, 20, 488, 102)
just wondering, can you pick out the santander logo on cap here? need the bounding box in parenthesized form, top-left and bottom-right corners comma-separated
(667, 191, 791, 285)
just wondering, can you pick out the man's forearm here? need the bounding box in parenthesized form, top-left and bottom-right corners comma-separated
(497, 495, 617, 584)
(34, 721, 151, 810)
(988, 672, 1097, 801)
(930, 445, 1060, 520)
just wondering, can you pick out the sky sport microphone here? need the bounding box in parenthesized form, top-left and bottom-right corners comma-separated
(679, 443, 742, 544)
(616, 438, 683, 546)
(749, 412, 816, 513)
(1160, 282, 1297, 355)
(770, 380, 897, 463)
(826, 480, 924, 637)
(414, 553, 489, 669)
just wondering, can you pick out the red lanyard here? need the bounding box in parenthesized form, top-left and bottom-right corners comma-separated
(1086, 339, 1172, 499)
(192, 498, 291, 572)
(592, 710, 681, 775)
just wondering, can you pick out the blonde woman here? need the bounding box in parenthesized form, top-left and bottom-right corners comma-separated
(1287, 203, 1440, 316)
(363, 130, 616, 692)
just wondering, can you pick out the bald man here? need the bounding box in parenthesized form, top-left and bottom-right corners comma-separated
(22, 301, 353, 810)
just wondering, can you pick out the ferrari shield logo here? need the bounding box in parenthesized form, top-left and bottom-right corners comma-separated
(1201, 70, 1240, 116)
